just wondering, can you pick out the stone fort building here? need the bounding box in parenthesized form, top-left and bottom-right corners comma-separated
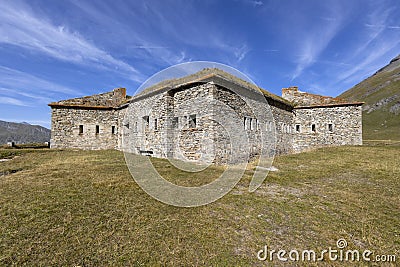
(49, 69, 363, 164)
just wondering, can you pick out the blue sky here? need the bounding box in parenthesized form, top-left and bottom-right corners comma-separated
(1, 0, 399, 128)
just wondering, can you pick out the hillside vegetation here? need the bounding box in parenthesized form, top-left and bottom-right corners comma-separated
(0, 147, 399, 266)
(339, 55, 400, 140)
(0, 120, 50, 145)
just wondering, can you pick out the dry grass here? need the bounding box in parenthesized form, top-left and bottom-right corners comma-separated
(0, 145, 399, 266)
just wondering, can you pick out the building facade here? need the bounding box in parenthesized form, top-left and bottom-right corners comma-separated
(49, 69, 363, 163)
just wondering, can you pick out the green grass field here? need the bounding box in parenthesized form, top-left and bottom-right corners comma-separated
(0, 145, 399, 266)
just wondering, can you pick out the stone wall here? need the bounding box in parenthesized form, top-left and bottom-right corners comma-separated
(282, 86, 345, 106)
(50, 107, 122, 150)
(49, 76, 363, 160)
(123, 83, 220, 163)
(268, 101, 293, 155)
(122, 82, 291, 164)
(54, 88, 127, 107)
(292, 105, 363, 153)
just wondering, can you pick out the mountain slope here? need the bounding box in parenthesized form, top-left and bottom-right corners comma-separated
(0, 120, 50, 144)
(339, 55, 400, 140)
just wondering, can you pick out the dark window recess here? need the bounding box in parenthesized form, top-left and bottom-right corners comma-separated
(189, 114, 196, 128)
(311, 124, 316, 132)
(172, 117, 178, 128)
(154, 119, 158, 130)
(112, 126, 116, 134)
(124, 123, 129, 129)
(183, 116, 187, 128)
(296, 125, 300, 132)
(143, 116, 149, 129)
(328, 123, 333, 132)
(79, 125, 83, 134)
(96, 125, 100, 135)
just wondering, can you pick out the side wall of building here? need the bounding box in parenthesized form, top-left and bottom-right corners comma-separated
(123, 83, 219, 162)
(50, 108, 121, 149)
(292, 105, 363, 153)
(268, 100, 294, 155)
(123, 82, 294, 164)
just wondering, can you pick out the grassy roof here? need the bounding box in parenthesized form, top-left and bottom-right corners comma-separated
(135, 68, 293, 106)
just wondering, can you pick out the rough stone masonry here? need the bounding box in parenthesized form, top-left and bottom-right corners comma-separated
(49, 68, 363, 163)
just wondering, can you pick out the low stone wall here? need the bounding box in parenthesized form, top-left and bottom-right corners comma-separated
(282, 86, 344, 106)
(54, 88, 127, 107)
(292, 105, 362, 153)
(50, 108, 121, 150)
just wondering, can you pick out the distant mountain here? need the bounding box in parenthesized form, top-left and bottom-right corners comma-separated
(0, 120, 50, 144)
(339, 55, 400, 140)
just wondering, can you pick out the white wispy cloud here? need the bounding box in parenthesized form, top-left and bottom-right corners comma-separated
(0, 96, 27, 106)
(237, 0, 264, 7)
(0, 66, 79, 106)
(335, 1, 400, 84)
(0, 88, 52, 104)
(290, 3, 347, 80)
(0, 1, 144, 82)
(251, 1, 264, 7)
(129, 1, 250, 65)
(338, 40, 399, 84)
(234, 45, 250, 62)
(0, 66, 78, 95)
(291, 23, 343, 80)
(70, 0, 191, 67)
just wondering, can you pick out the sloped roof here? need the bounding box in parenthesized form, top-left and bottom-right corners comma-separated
(282, 86, 364, 108)
(48, 88, 130, 109)
(132, 68, 293, 106)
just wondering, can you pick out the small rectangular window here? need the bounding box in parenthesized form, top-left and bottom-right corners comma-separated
(96, 125, 100, 135)
(311, 124, 316, 132)
(143, 116, 149, 130)
(253, 119, 259, 130)
(189, 114, 196, 128)
(172, 117, 178, 128)
(154, 118, 158, 130)
(295, 124, 300, 133)
(112, 126, 116, 135)
(267, 121, 273, 132)
(79, 125, 83, 134)
(249, 118, 253, 130)
(182, 116, 188, 128)
(328, 123, 333, 132)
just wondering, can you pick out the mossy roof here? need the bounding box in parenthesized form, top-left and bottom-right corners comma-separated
(132, 68, 293, 106)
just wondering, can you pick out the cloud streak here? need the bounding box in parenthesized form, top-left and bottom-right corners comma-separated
(291, 24, 343, 80)
(335, 1, 400, 84)
(0, 66, 79, 106)
(0, 1, 144, 82)
(0, 96, 28, 106)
